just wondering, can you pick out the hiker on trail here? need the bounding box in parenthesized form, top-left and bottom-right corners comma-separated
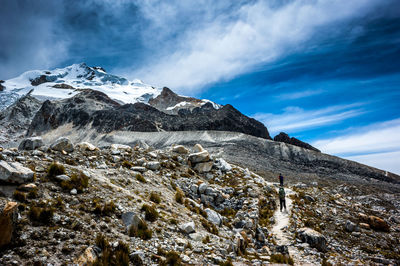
(279, 186, 287, 212)
(279, 173, 284, 186)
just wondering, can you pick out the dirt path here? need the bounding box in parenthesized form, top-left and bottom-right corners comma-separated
(270, 183, 294, 246)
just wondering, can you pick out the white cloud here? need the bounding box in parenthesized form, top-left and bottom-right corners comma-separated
(276, 89, 325, 100)
(312, 119, 400, 174)
(312, 119, 400, 155)
(345, 151, 400, 175)
(253, 103, 365, 136)
(128, 0, 383, 93)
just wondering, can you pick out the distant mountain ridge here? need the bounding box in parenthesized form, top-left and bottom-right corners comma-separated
(27, 89, 271, 139)
(1, 63, 323, 152)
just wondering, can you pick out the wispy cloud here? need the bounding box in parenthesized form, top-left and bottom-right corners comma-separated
(275, 89, 325, 100)
(128, 0, 386, 93)
(253, 103, 366, 136)
(312, 119, 400, 174)
(312, 118, 400, 155)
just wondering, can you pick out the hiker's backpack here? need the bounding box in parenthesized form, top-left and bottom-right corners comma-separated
(279, 187, 285, 198)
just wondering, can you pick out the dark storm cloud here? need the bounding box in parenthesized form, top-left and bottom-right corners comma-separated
(0, 0, 66, 79)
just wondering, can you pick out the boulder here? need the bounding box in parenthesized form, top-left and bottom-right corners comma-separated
(369, 216, 390, 232)
(146, 161, 161, 171)
(255, 227, 266, 244)
(190, 184, 199, 194)
(50, 137, 74, 152)
(304, 194, 315, 202)
(17, 183, 37, 192)
(131, 167, 147, 173)
(359, 213, 390, 232)
(121, 212, 142, 229)
(198, 183, 208, 194)
(74, 247, 97, 265)
(297, 227, 327, 252)
(345, 221, 359, 232)
(359, 223, 370, 230)
(180, 221, 196, 234)
(111, 144, 131, 151)
(0, 202, 18, 249)
(193, 144, 205, 153)
(200, 194, 214, 206)
(18, 137, 44, 150)
(188, 151, 210, 163)
(54, 175, 70, 182)
(0, 161, 34, 184)
(172, 145, 189, 154)
(194, 161, 213, 173)
(77, 142, 97, 151)
(205, 208, 222, 226)
(215, 158, 232, 172)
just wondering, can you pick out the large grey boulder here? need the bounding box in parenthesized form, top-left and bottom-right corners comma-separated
(188, 151, 210, 163)
(0, 161, 34, 184)
(194, 161, 213, 173)
(18, 137, 44, 150)
(205, 208, 222, 226)
(180, 221, 196, 234)
(146, 161, 160, 171)
(50, 137, 74, 152)
(297, 227, 327, 252)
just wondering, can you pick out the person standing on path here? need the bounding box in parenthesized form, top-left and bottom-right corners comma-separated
(279, 186, 287, 212)
(279, 173, 284, 186)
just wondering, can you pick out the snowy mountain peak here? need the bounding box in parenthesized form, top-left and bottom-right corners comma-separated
(0, 63, 221, 113)
(1, 63, 159, 107)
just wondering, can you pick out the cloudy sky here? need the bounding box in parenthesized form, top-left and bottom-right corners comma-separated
(1, 0, 399, 173)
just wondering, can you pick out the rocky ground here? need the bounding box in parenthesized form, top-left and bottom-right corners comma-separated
(0, 137, 399, 265)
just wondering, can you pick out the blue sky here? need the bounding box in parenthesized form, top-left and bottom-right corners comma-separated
(1, 0, 399, 174)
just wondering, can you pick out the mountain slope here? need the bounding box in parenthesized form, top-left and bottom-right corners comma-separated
(37, 129, 400, 187)
(27, 89, 271, 139)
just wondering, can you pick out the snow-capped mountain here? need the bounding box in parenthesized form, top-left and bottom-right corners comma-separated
(1, 63, 159, 106)
(0, 63, 220, 111)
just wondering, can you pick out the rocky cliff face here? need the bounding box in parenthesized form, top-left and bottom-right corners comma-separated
(274, 132, 320, 152)
(0, 91, 42, 145)
(27, 89, 271, 139)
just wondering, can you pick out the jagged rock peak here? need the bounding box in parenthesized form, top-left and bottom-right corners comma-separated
(274, 132, 320, 152)
(149, 87, 221, 115)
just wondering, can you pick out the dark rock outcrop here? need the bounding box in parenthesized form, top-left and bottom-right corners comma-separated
(0, 91, 42, 145)
(274, 132, 320, 152)
(149, 87, 203, 111)
(0, 80, 4, 91)
(30, 75, 49, 86)
(27, 89, 271, 139)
